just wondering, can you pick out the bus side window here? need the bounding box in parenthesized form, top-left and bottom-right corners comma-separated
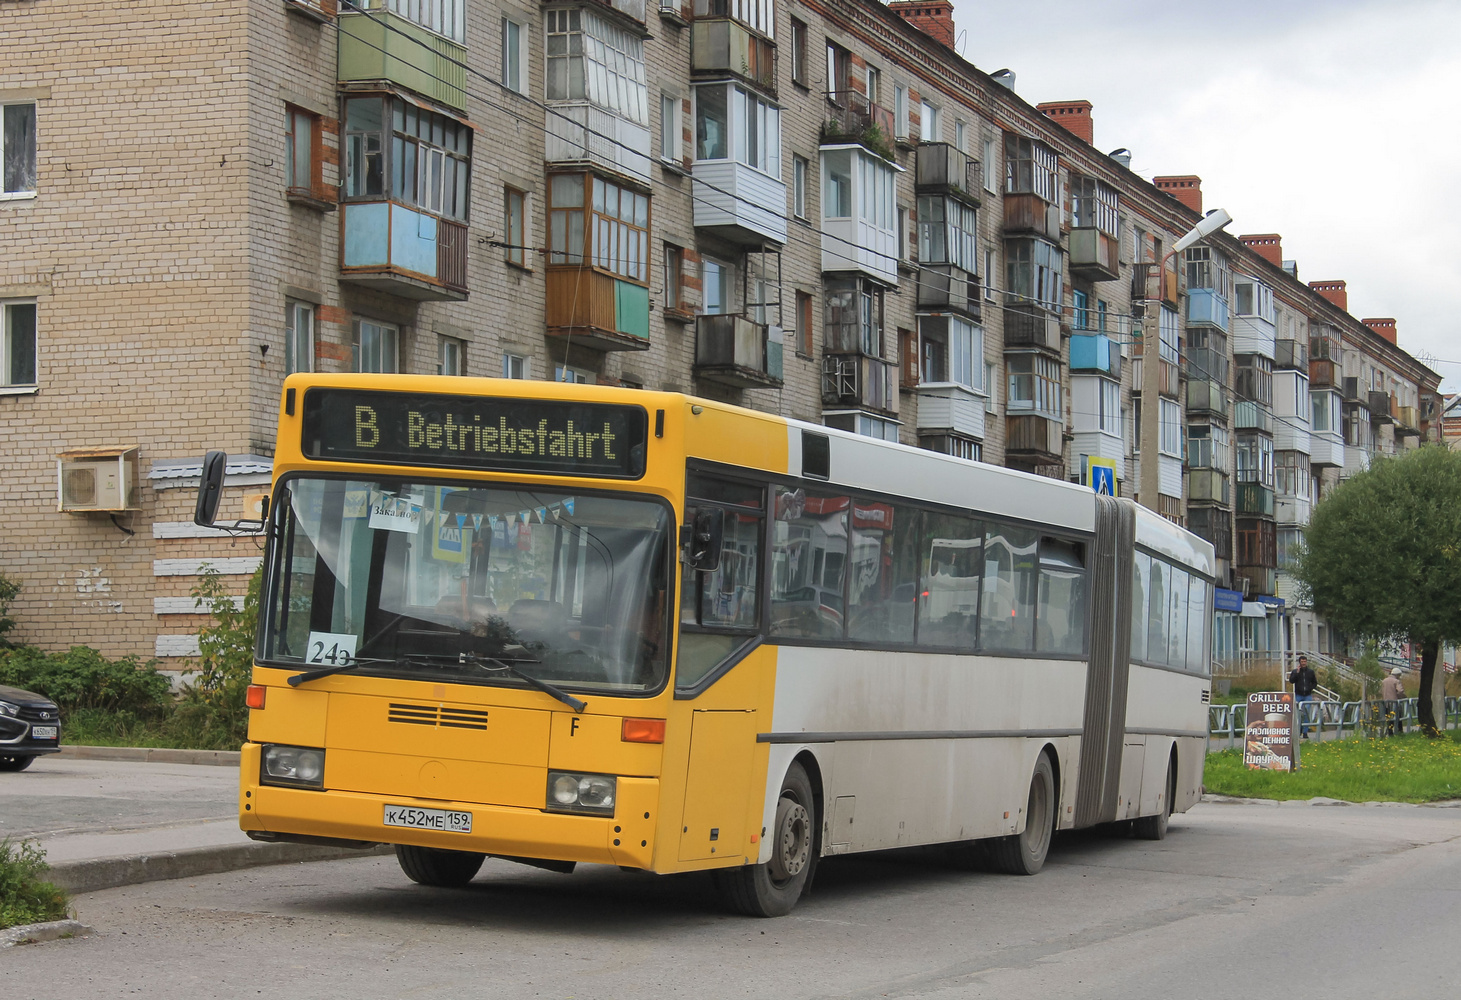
(846, 501, 918, 645)
(1036, 537, 1085, 656)
(1167, 566, 1189, 668)
(1187, 576, 1209, 673)
(980, 523, 1038, 653)
(1146, 560, 1168, 666)
(676, 476, 765, 692)
(918, 513, 981, 649)
(1130, 551, 1150, 663)
(770, 486, 849, 640)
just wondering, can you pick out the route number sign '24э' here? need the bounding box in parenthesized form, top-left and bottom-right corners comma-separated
(1244, 691, 1298, 771)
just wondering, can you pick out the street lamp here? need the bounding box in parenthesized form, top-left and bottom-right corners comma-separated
(1138, 208, 1233, 515)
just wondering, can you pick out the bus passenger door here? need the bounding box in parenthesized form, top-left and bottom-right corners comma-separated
(678, 710, 757, 862)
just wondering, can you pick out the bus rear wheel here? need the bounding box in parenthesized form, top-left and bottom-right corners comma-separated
(715, 761, 815, 917)
(987, 752, 1055, 876)
(1132, 757, 1175, 841)
(395, 844, 486, 887)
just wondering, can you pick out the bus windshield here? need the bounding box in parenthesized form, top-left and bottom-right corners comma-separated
(261, 476, 673, 695)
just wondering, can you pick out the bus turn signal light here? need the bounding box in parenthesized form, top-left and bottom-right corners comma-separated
(246, 685, 266, 710)
(621, 718, 665, 744)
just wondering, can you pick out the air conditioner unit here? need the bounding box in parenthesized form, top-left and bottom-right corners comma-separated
(57, 447, 139, 513)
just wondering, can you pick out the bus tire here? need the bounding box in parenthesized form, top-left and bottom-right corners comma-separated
(395, 844, 486, 887)
(987, 752, 1055, 876)
(1132, 757, 1175, 841)
(715, 761, 815, 917)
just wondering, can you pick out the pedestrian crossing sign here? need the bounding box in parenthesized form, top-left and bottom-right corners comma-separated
(1088, 457, 1116, 496)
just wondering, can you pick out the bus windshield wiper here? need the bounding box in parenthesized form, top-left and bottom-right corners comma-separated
(461, 652, 587, 713)
(287, 656, 394, 687)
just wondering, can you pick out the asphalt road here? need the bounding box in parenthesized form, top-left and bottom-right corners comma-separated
(8, 801, 1459, 999)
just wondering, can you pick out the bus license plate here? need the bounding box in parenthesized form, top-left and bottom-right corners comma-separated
(383, 804, 472, 834)
(30, 726, 58, 740)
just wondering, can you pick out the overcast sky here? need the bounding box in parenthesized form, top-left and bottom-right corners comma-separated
(950, 0, 1461, 389)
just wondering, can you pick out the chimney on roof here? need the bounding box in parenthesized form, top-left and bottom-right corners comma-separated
(1153, 175, 1202, 214)
(1363, 318, 1397, 344)
(1310, 280, 1348, 312)
(888, 0, 956, 49)
(1036, 101, 1093, 145)
(1239, 234, 1284, 269)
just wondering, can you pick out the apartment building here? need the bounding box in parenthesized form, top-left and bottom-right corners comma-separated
(0, 0, 1439, 670)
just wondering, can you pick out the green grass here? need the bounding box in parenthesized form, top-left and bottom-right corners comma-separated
(1204, 730, 1461, 803)
(0, 839, 69, 930)
(61, 706, 243, 752)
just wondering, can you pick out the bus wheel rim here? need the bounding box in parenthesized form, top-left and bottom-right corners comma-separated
(771, 797, 810, 884)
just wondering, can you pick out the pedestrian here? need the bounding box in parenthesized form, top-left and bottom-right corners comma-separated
(1288, 655, 1317, 738)
(1381, 667, 1404, 736)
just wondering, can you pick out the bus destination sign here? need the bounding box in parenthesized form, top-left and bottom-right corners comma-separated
(301, 389, 647, 479)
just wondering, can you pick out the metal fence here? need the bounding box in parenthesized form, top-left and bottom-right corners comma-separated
(1208, 696, 1461, 749)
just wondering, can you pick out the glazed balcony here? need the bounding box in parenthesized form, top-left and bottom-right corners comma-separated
(691, 16, 776, 93)
(338, 11, 467, 111)
(694, 313, 782, 387)
(1186, 288, 1230, 331)
(1396, 405, 1420, 436)
(340, 203, 467, 300)
(545, 269, 651, 351)
(915, 382, 986, 442)
(1002, 193, 1060, 240)
(1234, 400, 1273, 433)
(1187, 469, 1230, 506)
(914, 142, 980, 204)
(916, 264, 980, 319)
(1274, 339, 1308, 371)
(1067, 228, 1119, 282)
(1310, 431, 1344, 470)
(692, 160, 787, 247)
(1069, 334, 1121, 378)
(1236, 482, 1275, 517)
(1005, 414, 1063, 465)
(545, 103, 652, 186)
(1187, 379, 1229, 419)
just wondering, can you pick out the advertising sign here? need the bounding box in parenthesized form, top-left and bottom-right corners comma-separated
(1243, 691, 1298, 771)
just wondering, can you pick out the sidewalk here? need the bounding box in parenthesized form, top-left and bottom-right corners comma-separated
(0, 752, 387, 894)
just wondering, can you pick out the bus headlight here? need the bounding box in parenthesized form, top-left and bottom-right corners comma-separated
(260, 744, 326, 789)
(545, 771, 616, 816)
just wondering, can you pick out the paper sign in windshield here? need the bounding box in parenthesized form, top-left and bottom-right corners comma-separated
(368, 493, 423, 533)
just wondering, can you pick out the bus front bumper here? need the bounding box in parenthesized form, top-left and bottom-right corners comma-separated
(239, 744, 659, 870)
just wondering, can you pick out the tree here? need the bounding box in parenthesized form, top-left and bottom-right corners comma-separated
(1296, 446, 1461, 736)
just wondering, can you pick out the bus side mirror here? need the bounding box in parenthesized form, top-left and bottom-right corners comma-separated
(194, 450, 227, 527)
(683, 506, 724, 573)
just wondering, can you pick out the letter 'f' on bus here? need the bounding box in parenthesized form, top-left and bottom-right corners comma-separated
(356, 406, 380, 448)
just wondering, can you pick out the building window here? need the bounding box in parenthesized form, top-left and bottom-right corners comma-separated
(984, 248, 996, 299)
(3, 103, 37, 198)
(352, 319, 399, 374)
(702, 257, 733, 315)
(865, 66, 882, 105)
(284, 300, 314, 376)
(1275, 451, 1311, 499)
(824, 411, 898, 442)
(437, 336, 465, 375)
(1187, 423, 1229, 468)
(660, 92, 680, 162)
(284, 106, 320, 198)
(1235, 355, 1274, 406)
(982, 137, 997, 192)
(821, 147, 895, 230)
(1236, 432, 1275, 487)
(694, 84, 781, 176)
(917, 195, 978, 271)
(1, 301, 37, 388)
(1069, 174, 1118, 234)
(1072, 289, 1090, 331)
(547, 172, 649, 283)
(504, 187, 526, 267)
(697, 0, 775, 34)
(503, 352, 529, 379)
(985, 361, 997, 412)
(955, 120, 968, 154)
(503, 17, 526, 93)
(1007, 354, 1062, 417)
(546, 9, 648, 125)
(1158, 398, 1182, 457)
(343, 96, 471, 220)
(1006, 238, 1063, 310)
(824, 277, 883, 356)
(917, 315, 982, 391)
(790, 19, 808, 85)
(1004, 134, 1057, 201)
(663, 244, 685, 314)
(796, 290, 813, 356)
(388, 0, 464, 42)
(792, 154, 808, 219)
(825, 40, 850, 98)
(1097, 378, 1121, 436)
(555, 364, 593, 383)
(919, 100, 940, 142)
(894, 85, 908, 140)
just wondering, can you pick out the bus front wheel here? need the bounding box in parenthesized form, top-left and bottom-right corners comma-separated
(987, 752, 1055, 876)
(395, 844, 486, 887)
(715, 761, 816, 917)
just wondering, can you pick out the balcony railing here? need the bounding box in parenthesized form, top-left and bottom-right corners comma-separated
(545, 268, 651, 351)
(1002, 193, 1060, 240)
(1235, 566, 1278, 597)
(1236, 482, 1276, 517)
(1002, 302, 1060, 354)
(1396, 405, 1420, 435)
(1186, 379, 1229, 418)
(1233, 400, 1273, 433)
(916, 264, 980, 319)
(1186, 288, 1230, 331)
(914, 142, 980, 203)
(691, 18, 776, 92)
(1342, 376, 1364, 403)
(822, 354, 894, 411)
(694, 313, 782, 387)
(822, 92, 895, 159)
(1368, 390, 1394, 422)
(1274, 339, 1308, 370)
(1005, 414, 1063, 465)
(337, 11, 467, 111)
(1187, 469, 1230, 505)
(340, 202, 468, 301)
(1309, 357, 1337, 387)
(1069, 334, 1121, 378)
(1068, 228, 1119, 282)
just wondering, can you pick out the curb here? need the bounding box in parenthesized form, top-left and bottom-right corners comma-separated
(0, 919, 93, 948)
(49, 840, 394, 894)
(54, 746, 241, 767)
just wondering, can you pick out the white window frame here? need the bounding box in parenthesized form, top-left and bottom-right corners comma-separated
(352, 318, 399, 373)
(2, 101, 38, 199)
(1, 299, 38, 390)
(1098, 378, 1121, 436)
(984, 247, 996, 299)
(792, 154, 808, 219)
(502, 17, 527, 94)
(503, 352, 530, 379)
(503, 186, 528, 268)
(545, 8, 648, 126)
(1158, 398, 1183, 457)
(388, 0, 465, 43)
(660, 91, 681, 163)
(919, 100, 940, 142)
(437, 335, 465, 375)
(894, 85, 908, 140)
(284, 299, 314, 376)
(555, 364, 593, 384)
(955, 120, 968, 154)
(981, 137, 997, 193)
(693, 83, 781, 178)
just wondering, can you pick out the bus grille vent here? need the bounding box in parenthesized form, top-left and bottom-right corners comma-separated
(388, 703, 490, 730)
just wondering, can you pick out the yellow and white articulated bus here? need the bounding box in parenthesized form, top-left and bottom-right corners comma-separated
(200, 373, 1213, 917)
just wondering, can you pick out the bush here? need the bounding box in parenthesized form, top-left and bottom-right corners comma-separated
(0, 645, 170, 715)
(183, 565, 263, 747)
(0, 573, 20, 649)
(0, 839, 69, 930)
